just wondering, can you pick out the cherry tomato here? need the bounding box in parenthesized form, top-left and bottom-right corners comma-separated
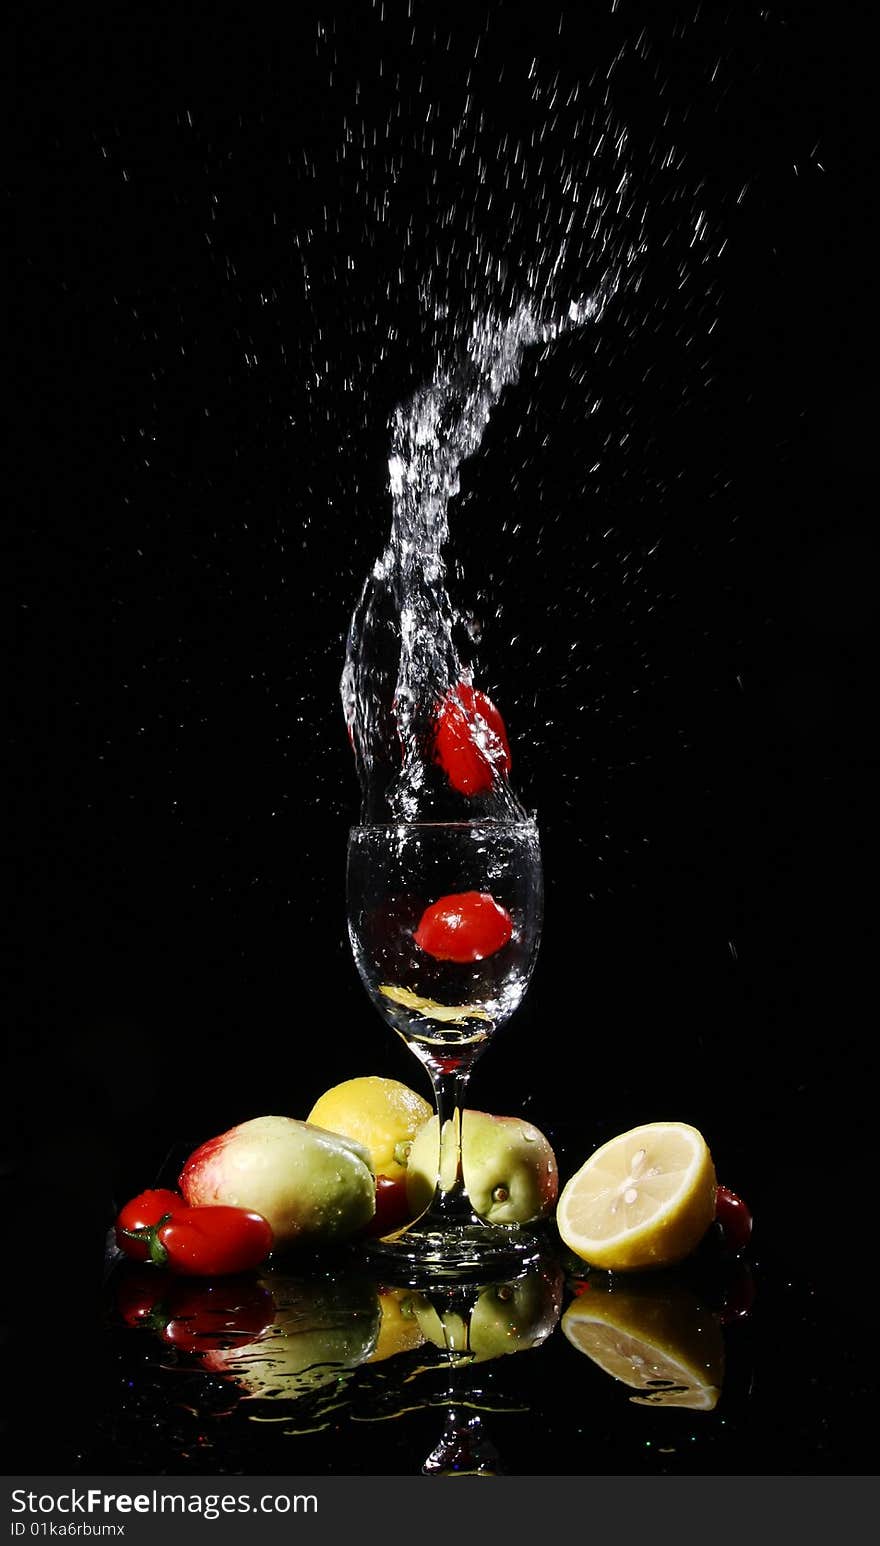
(154, 1207, 273, 1276)
(714, 1184, 753, 1254)
(414, 890, 514, 963)
(115, 1189, 184, 1261)
(433, 684, 511, 796)
(365, 1174, 413, 1238)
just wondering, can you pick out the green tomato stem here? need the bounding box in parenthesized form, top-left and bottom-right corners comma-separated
(118, 1212, 173, 1268)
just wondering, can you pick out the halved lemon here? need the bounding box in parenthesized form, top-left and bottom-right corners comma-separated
(562, 1281, 724, 1410)
(556, 1121, 717, 1271)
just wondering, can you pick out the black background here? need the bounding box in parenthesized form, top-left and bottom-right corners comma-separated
(8, 0, 874, 1473)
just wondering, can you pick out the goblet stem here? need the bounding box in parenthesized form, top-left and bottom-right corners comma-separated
(422, 1396, 501, 1476)
(422, 1057, 483, 1227)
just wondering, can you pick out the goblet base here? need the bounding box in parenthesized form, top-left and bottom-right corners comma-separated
(363, 1217, 546, 1287)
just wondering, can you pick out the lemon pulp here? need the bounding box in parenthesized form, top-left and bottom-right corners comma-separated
(556, 1120, 717, 1272)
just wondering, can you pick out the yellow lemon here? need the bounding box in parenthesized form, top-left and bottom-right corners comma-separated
(562, 1279, 724, 1410)
(307, 1076, 432, 1183)
(556, 1121, 717, 1271)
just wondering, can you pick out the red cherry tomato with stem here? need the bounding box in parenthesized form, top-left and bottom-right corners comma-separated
(118, 1205, 273, 1277)
(414, 890, 513, 963)
(115, 1189, 185, 1261)
(433, 684, 511, 796)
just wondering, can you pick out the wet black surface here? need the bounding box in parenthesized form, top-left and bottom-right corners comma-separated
(7, 1120, 873, 1478)
(9, 0, 872, 1478)
(67, 1245, 764, 1477)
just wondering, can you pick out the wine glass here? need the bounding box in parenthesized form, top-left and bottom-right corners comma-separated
(346, 818, 543, 1280)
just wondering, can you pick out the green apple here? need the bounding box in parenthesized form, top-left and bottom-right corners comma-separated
(179, 1114, 376, 1247)
(412, 1260, 563, 1363)
(201, 1271, 381, 1398)
(406, 1109, 558, 1224)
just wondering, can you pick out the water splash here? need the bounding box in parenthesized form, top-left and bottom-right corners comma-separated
(341, 283, 622, 822)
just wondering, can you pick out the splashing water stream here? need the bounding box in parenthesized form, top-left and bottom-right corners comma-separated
(341, 281, 620, 822)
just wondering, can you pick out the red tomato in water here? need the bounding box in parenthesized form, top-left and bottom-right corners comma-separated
(433, 685, 511, 796)
(414, 890, 514, 963)
(154, 1206, 273, 1277)
(115, 1189, 184, 1261)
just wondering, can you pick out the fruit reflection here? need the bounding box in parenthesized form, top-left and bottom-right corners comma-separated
(108, 1246, 749, 1470)
(405, 1258, 562, 1477)
(199, 1270, 381, 1399)
(410, 1256, 564, 1363)
(367, 1287, 427, 1362)
(562, 1274, 725, 1410)
(113, 1266, 277, 1352)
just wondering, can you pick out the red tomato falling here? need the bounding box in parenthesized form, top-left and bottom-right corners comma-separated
(414, 891, 514, 963)
(433, 684, 511, 796)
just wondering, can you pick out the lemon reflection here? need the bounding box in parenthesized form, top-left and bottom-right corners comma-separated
(367, 1287, 427, 1363)
(561, 1275, 725, 1410)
